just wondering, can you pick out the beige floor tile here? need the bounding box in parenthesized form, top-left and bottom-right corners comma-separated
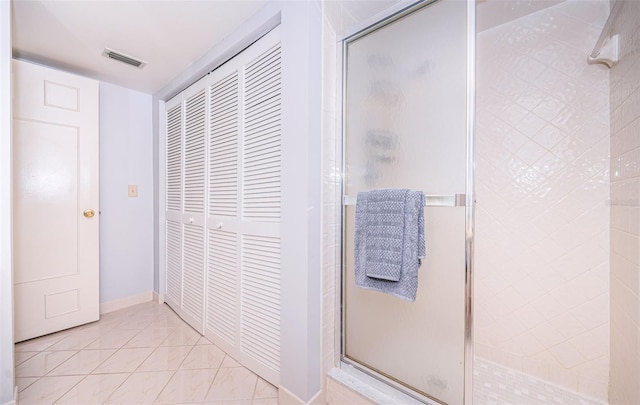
(128, 302, 168, 317)
(85, 328, 140, 349)
(15, 377, 38, 392)
(49, 349, 116, 376)
(148, 314, 185, 329)
(104, 370, 174, 405)
(93, 347, 153, 373)
(125, 327, 176, 348)
(138, 345, 192, 371)
(18, 375, 83, 405)
(47, 328, 102, 351)
(203, 400, 253, 405)
(15, 351, 77, 377)
(254, 378, 278, 399)
(74, 321, 116, 334)
(83, 318, 123, 333)
(55, 373, 129, 404)
(15, 351, 38, 366)
(221, 355, 241, 368)
(97, 311, 125, 322)
(205, 367, 257, 402)
(181, 344, 225, 370)
(155, 368, 218, 404)
(252, 398, 279, 405)
(117, 316, 154, 330)
(160, 325, 200, 347)
(197, 336, 214, 345)
(15, 332, 68, 352)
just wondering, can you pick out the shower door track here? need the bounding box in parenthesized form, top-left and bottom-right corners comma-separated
(340, 358, 444, 404)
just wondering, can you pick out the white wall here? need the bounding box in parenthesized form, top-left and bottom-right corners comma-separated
(99, 82, 154, 304)
(0, 1, 15, 403)
(279, 2, 322, 401)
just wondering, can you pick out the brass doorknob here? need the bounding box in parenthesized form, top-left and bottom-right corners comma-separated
(83, 209, 95, 218)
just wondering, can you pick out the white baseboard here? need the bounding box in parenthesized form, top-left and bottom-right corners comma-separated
(99, 291, 156, 314)
(278, 385, 322, 405)
(2, 385, 18, 405)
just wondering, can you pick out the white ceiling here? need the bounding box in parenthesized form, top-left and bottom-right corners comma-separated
(12, 0, 266, 94)
(12, 0, 569, 94)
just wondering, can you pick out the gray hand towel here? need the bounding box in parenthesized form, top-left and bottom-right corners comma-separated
(363, 189, 409, 281)
(354, 189, 425, 301)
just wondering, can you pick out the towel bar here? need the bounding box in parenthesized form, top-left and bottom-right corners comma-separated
(343, 194, 466, 207)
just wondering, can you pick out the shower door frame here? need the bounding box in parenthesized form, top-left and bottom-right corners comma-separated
(338, 0, 476, 404)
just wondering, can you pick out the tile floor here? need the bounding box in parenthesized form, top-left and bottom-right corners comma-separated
(14, 301, 279, 405)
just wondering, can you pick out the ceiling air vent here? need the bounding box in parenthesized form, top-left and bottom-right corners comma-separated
(102, 48, 147, 69)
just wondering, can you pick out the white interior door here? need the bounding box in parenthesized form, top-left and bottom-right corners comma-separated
(13, 59, 99, 342)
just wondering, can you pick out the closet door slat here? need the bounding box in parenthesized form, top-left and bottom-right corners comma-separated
(240, 43, 282, 380)
(184, 90, 206, 215)
(241, 234, 281, 375)
(207, 229, 238, 348)
(210, 72, 239, 218)
(242, 44, 282, 224)
(206, 70, 241, 355)
(166, 220, 183, 308)
(181, 89, 207, 331)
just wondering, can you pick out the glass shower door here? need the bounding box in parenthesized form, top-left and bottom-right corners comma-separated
(342, 1, 472, 404)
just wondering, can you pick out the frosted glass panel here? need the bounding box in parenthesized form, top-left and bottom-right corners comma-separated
(343, 1, 468, 404)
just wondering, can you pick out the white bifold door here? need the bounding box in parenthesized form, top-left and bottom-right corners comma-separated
(164, 27, 282, 385)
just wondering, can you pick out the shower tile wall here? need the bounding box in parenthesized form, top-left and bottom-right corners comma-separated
(609, 1, 640, 403)
(321, 3, 340, 401)
(475, 0, 610, 400)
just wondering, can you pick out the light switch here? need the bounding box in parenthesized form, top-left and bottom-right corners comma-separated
(128, 185, 138, 197)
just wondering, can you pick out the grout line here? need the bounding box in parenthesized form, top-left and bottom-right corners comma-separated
(50, 373, 91, 404)
(200, 361, 222, 404)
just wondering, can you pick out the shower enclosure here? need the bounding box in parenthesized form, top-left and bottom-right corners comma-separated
(474, 0, 612, 403)
(340, 0, 474, 403)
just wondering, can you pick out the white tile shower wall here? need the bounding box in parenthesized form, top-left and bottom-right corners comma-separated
(608, 1, 640, 404)
(475, 0, 611, 400)
(320, 1, 401, 401)
(321, 2, 340, 402)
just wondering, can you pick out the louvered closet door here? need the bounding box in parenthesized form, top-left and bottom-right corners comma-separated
(204, 27, 282, 386)
(165, 95, 183, 312)
(181, 77, 208, 333)
(239, 38, 282, 385)
(206, 67, 241, 357)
